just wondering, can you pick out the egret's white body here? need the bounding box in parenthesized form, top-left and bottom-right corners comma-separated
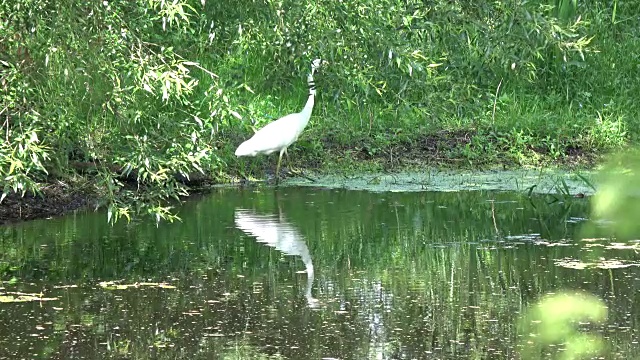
(234, 95, 314, 157)
(235, 59, 323, 182)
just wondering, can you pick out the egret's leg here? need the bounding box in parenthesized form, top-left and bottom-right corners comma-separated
(283, 147, 301, 174)
(284, 147, 290, 165)
(275, 149, 284, 184)
(281, 147, 314, 182)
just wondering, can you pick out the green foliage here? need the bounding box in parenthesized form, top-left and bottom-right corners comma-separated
(1, 0, 235, 222)
(554, 0, 578, 23)
(216, 0, 598, 124)
(2, 0, 639, 222)
(0, 127, 50, 201)
(216, 0, 634, 172)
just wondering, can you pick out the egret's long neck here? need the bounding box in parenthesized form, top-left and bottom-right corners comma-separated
(298, 73, 316, 128)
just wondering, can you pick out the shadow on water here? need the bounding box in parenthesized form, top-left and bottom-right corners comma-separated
(0, 186, 638, 359)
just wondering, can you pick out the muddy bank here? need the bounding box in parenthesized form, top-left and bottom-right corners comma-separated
(0, 182, 94, 225)
(316, 130, 598, 170)
(2, 168, 593, 226)
(0, 133, 598, 226)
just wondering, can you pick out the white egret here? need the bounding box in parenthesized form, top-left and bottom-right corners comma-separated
(235, 59, 324, 183)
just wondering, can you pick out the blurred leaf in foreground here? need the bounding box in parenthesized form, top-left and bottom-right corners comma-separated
(585, 149, 640, 240)
(519, 292, 607, 360)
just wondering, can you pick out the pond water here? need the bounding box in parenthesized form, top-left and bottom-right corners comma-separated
(0, 186, 639, 359)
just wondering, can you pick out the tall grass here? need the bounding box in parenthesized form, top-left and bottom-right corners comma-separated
(211, 0, 637, 168)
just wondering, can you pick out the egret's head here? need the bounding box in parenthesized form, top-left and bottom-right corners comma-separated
(310, 58, 327, 74)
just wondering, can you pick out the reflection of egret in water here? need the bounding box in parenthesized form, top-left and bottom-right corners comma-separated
(234, 209, 319, 307)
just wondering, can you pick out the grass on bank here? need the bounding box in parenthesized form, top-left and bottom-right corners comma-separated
(220, 79, 632, 179)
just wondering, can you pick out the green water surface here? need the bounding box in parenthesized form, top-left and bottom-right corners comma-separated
(0, 187, 638, 359)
